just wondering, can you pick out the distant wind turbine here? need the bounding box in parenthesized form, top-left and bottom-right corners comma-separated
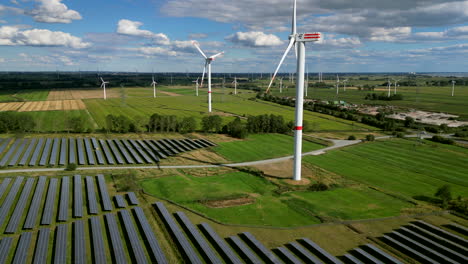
(151, 76, 157, 98)
(279, 77, 283, 93)
(451, 80, 456, 96)
(336, 75, 340, 95)
(393, 78, 400, 94)
(387, 79, 392, 97)
(192, 41, 224, 113)
(232, 77, 238, 95)
(100, 77, 109, 100)
(193, 77, 199, 96)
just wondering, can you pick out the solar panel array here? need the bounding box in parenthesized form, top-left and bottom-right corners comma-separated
(0, 137, 215, 167)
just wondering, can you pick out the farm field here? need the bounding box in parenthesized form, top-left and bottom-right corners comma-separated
(47, 88, 120, 100)
(304, 138, 468, 199)
(29, 110, 94, 132)
(0, 89, 49, 102)
(213, 134, 324, 162)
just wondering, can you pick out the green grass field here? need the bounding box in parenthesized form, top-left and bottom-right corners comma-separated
(29, 110, 95, 132)
(213, 134, 324, 162)
(304, 138, 468, 199)
(0, 89, 49, 102)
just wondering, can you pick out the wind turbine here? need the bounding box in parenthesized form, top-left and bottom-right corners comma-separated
(336, 75, 340, 95)
(387, 79, 392, 97)
(451, 80, 456, 96)
(151, 76, 157, 98)
(305, 66, 309, 97)
(343, 78, 348, 92)
(266, 0, 322, 181)
(192, 41, 224, 113)
(393, 78, 400, 94)
(279, 77, 283, 93)
(100, 77, 109, 100)
(193, 77, 199, 96)
(232, 77, 238, 95)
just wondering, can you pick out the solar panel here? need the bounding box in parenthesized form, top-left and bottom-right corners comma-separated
(104, 213, 127, 264)
(352, 248, 384, 264)
(119, 210, 148, 263)
(155, 140, 178, 155)
(228, 235, 262, 264)
(29, 138, 45, 166)
(193, 139, 211, 148)
(185, 139, 205, 149)
(343, 253, 364, 264)
(148, 140, 172, 156)
(135, 140, 160, 162)
(299, 238, 342, 263)
(275, 247, 302, 264)
(0, 178, 12, 199)
(169, 139, 190, 152)
(154, 202, 202, 264)
(76, 138, 86, 165)
(12, 231, 32, 264)
(99, 139, 115, 165)
(91, 138, 105, 165)
(38, 138, 52, 166)
(84, 138, 96, 165)
(48, 138, 60, 166)
(240, 232, 282, 264)
(89, 217, 107, 264)
(8, 139, 28, 166)
(174, 212, 221, 263)
(0, 138, 22, 167)
(33, 228, 50, 264)
(74, 220, 86, 264)
(128, 140, 153, 163)
(97, 174, 113, 211)
(114, 195, 126, 208)
(0, 237, 13, 263)
(5, 177, 36, 233)
(122, 140, 143, 164)
(181, 139, 201, 150)
(382, 235, 435, 264)
(408, 224, 468, 254)
(57, 176, 70, 221)
(59, 138, 67, 165)
(18, 138, 37, 166)
(40, 178, 58, 225)
(287, 242, 321, 264)
(199, 222, 241, 264)
(106, 140, 124, 164)
(133, 207, 167, 264)
(363, 244, 403, 264)
(24, 176, 47, 229)
(114, 139, 135, 164)
(199, 138, 217, 146)
(69, 138, 76, 164)
(85, 176, 98, 214)
(74, 175, 83, 218)
(413, 220, 468, 248)
(161, 139, 184, 153)
(0, 138, 12, 154)
(141, 140, 167, 159)
(0, 176, 24, 228)
(127, 192, 139, 205)
(54, 224, 68, 264)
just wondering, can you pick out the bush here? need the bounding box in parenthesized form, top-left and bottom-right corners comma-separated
(65, 163, 77, 171)
(435, 184, 452, 207)
(348, 135, 356, 140)
(429, 135, 454, 145)
(308, 182, 329, 192)
(366, 134, 375, 141)
(396, 132, 405, 138)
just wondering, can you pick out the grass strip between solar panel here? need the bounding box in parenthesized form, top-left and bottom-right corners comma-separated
(24, 176, 47, 229)
(89, 217, 107, 264)
(33, 228, 50, 264)
(0, 237, 13, 263)
(133, 207, 167, 264)
(74, 175, 83, 218)
(104, 213, 128, 264)
(57, 176, 70, 222)
(74, 220, 87, 264)
(174, 211, 221, 264)
(119, 210, 149, 264)
(8, 139, 28, 166)
(12, 231, 32, 264)
(85, 176, 98, 214)
(18, 138, 37, 166)
(41, 178, 58, 225)
(154, 202, 203, 264)
(0, 176, 24, 228)
(0, 138, 22, 167)
(54, 224, 68, 264)
(97, 174, 113, 211)
(199, 222, 241, 264)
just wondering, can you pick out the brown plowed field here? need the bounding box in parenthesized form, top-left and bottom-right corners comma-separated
(9, 99, 87, 112)
(48, 88, 120, 100)
(0, 102, 23, 111)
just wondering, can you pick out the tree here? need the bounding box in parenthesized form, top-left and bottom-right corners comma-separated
(348, 135, 356, 140)
(179, 117, 197, 133)
(202, 115, 223, 133)
(435, 185, 452, 206)
(404, 116, 415, 128)
(67, 116, 86, 133)
(66, 163, 77, 171)
(366, 134, 375, 141)
(225, 117, 248, 139)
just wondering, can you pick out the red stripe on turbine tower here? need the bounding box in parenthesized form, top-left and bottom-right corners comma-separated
(294, 126, 303, 130)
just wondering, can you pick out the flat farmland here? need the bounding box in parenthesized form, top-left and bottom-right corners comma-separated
(29, 110, 94, 131)
(17, 99, 86, 111)
(304, 138, 468, 199)
(47, 88, 120, 100)
(0, 89, 49, 102)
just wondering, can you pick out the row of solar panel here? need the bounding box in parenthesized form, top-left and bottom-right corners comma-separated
(0, 207, 166, 264)
(0, 137, 216, 166)
(0, 175, 139, 234)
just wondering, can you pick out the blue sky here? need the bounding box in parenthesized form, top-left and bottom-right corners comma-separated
(1, 0, 468, 72)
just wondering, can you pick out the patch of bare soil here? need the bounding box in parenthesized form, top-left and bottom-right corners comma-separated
(209, 111, 236, 117)
(192, 133, 240, 143)
(203, 197, 255, 208)
(253, 159, 314, 179)
(159, 91, 182, 96)
(283, 178, 311, 186)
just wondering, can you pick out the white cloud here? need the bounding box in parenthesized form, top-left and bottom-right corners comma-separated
(226, 31, 283, 47)
(0, 58, 4, 62)
(188, 33, 208, 39)
(127, 47, 177, 56)
(0, 26, 91, 48)
(29, 0, 82, 23)
(117, 19, 170, 45)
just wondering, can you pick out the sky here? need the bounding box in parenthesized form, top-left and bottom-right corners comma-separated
(0, 0, 468, 73)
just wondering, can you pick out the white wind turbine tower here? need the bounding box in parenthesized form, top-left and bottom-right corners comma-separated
(336, 75, 340, 95)
(193, 77, 200, 96)
(305, 66, 309, 97)
(393, 78, 400, 94)
(279, 77, 284, 93)
(266, 0, 322, 181)
(192, 41, 224, 113)
(100, 77, 109, 100)
(387, 79, 392, 97)
(343, 78, 348, 92)
(232, 77, 238, 95)
(151, 76, 157, 98)
(451, 80, 456, 96)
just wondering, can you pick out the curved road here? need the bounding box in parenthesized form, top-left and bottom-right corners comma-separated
(0, 139, 361, 174)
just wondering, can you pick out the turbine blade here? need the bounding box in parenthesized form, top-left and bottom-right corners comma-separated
(192, 41, 207, 59)
(292, 0, 297, 35)
(294, 43, 298, 59)
(266, 38, 295, 94)
(100, 77, 104, 83)
(200, 62, 207, 88)
(210, 51, 224, 59)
